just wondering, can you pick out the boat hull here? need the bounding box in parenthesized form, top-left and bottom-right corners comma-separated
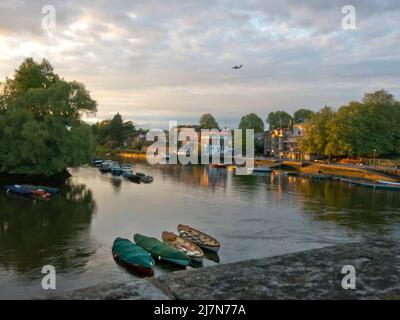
(162, 231, 204, 262)
(134, 234, 190, 267)
(177, 224, 221, 253)
(112, 238, 155, 276)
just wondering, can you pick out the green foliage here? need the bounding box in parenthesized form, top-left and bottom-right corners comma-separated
(299, 90, 400, 158)
(299, 107, 336, 156)
(239, 113, 264, 133)
(238, 113, 264, 152)
(199, 113, 219, 129)
(0, 58, 97, 175)
(266, 111, 293, 129)
(92, 113, 135, 148)
(293, 109, 314, 124)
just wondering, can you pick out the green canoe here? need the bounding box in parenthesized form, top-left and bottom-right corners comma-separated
(112, 237, 155, 276)
(133, 234, 190, 266)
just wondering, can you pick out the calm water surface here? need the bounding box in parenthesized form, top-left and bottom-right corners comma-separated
(1, 161, 400, 298)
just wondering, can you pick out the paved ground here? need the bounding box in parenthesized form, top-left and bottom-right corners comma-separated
(46, 240, 400, 300)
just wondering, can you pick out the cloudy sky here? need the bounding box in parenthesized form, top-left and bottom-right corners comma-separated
(0, 0, 399, 129)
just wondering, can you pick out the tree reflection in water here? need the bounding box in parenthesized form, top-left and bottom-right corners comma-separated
(296, 178, 400, 234)
(0, 180, 97, 279)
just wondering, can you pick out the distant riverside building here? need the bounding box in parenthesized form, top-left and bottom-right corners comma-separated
(264, 124, 321, 161)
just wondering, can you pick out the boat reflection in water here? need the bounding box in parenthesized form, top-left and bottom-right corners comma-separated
(0, 180, 96, 279)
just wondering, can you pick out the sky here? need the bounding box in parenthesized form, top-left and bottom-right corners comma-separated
(0, 0, 399, 129)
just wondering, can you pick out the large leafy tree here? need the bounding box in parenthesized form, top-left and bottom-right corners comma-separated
(199, 113, 219, 130)
(336, 90, 400, 157)
(0, 58, 97, 175)
(293, 109, 314, 124)
(299, 90, 400, 158)
(299, 106, 336, 157)
(93, 113, 135, 148)
(239, 113, 264, 153)
(266, 111, 293, 129)
(239, 113, 264, 133)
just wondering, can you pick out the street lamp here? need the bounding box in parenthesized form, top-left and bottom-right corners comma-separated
(373, 148, 376, 167)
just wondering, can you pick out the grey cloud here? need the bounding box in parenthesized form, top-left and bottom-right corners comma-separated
(0, 0, 399, 129)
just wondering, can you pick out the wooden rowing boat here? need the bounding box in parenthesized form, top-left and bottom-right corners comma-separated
(177, 224, 220, 253)
(161, 231, 204, 262)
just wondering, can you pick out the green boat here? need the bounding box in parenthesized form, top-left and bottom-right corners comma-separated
(112, 237, 155, 276)
(133, 234, 190, 266)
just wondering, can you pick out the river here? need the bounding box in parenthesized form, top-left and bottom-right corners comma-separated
(1, 160, 400, 299)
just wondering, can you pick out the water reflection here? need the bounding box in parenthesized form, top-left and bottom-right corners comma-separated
(297, 179, 400, 234)
(110, 176, 122, 192)
(2, 162, 400, 298)
(0, 180, 96, 278)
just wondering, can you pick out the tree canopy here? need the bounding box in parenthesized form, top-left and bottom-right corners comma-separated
(239, 113, 264, 133)
(266, 111, 293, 129)
(0, 58, 97, 175)
(93, 113, 135, 148)
(293, 109, 314, 124)
(199, 113, 219, 130)
(299, 90, 400, 158)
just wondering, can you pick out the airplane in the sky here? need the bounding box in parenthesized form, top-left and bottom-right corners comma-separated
(232, 64, 243, 69)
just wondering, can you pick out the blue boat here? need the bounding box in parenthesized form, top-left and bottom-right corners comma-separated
(342, 178, 400, 190)
(5, 185, 33, 196)
(252, 167, 272, 173)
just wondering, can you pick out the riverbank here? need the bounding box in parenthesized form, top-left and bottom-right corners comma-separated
(255, 160, 400, 182)
(46, 239, 400, 300)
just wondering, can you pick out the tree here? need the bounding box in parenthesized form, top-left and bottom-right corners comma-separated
(294, 109, 314, 124)
(299, 90, 400, 159)
(266, 111, 293, 129)
(239, 113, 264, 133)
(239, 113, 264, 153)
(0, 58, 97, 175)
(93, 113, 135, 148)
(299, 106, 336, 157)
(199, 113, 219, 130)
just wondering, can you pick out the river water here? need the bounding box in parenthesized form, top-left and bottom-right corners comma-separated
(1, 161, 400, 299)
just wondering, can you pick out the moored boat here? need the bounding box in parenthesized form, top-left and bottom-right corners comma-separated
(252, 167, 272, 173)
(133, 234, 190, 266)
(121, 164, 133, 175)
(342, 178, 400, 190)
(377, 180, 400, 186)
(177, 224, 220, 253)
(99, 160, 113, 173)
(161, 231, 204, 263)
(124, 173, 141, 183)
(5, 185, 51, 200)
(21, 185, 59, 194)
(136, 172, 153, 183)
(112, 237, 154, 276)
(111, 163, 123, 176)
(92, 158, 103, 167)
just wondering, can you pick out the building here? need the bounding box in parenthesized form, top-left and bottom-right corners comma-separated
(264, 124, 321, 160)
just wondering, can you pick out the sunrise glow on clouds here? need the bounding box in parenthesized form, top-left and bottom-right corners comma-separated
(0, 0, 399, 128)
